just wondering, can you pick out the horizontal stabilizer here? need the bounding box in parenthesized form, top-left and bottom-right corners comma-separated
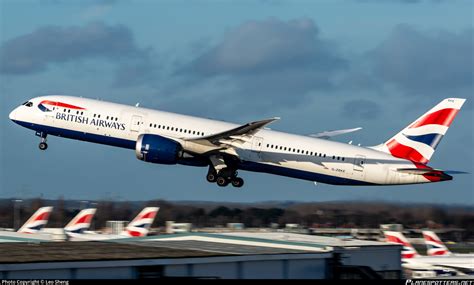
(396, 168, 467, 175)
(444, 170, 469, 175)
(395, 168, 453, 181)
(396, 168, 440, 175)
(309, 127, 362, 139)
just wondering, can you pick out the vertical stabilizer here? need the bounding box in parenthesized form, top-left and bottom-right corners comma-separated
(422, 230, 452, 256)
(121, 207, 159, 237)
(64, 208, 97, 234)
(384, 231, 419, 259)
(374, 98, 465, 164)
(17, 206, 53, 233)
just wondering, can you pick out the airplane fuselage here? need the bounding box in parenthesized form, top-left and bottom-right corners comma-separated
(9, 95, 455, 186)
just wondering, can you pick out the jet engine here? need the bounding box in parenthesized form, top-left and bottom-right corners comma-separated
(135, 134, 182, 164)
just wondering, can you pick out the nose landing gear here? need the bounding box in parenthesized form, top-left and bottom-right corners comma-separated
(36, 132, 48, 151)
(39, 142, 48, 150)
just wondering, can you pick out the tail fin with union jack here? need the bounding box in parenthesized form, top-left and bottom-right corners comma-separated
(121, 207, 159, 237)
(384, 231, 420, 259)
(422, 230, 452, 256)
(374, 98, 466, 164)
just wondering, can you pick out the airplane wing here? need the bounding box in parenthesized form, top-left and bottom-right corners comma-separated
(309, 127, 362, 139)
(185, 117, 280, 149)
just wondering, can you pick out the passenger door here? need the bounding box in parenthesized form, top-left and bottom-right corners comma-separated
(352, 155, 366, 180)
(250, 136, 264, 160)
(130, 115, 142, 132)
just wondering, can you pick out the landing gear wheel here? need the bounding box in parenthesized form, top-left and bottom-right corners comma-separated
(216, 176, 229, 187)
(39, 142, 48, 151)
(231, 177, 244, 188)
(206, 172, 217, 183)
(36, 132, 48, 151)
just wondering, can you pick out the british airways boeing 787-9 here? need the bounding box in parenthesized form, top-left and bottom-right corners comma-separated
(9, 96, 465, 188)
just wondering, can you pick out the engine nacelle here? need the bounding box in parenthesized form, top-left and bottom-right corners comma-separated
(135, 134, 182, 165)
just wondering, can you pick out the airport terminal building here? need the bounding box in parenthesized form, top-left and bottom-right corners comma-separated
(0, 232, 402, 279)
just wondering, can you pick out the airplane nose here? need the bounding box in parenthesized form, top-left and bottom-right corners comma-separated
(9, 108, 17, 121)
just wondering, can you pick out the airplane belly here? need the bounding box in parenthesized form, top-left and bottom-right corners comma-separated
(239, 159, 375, 185)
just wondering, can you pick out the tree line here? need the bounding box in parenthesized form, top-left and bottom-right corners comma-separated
(0, 198, 472, 240)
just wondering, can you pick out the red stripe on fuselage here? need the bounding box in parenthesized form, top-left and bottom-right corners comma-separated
(40, 100, 85, 110)
(386, 139, 429, 164)
(410, 108, 459, 128)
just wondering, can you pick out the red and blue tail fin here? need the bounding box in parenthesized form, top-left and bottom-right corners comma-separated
(17, 206, 53, 234)
(121, 207, 159, 237)
(64, 208, 97, 234)
(384, 231, 419, 259)
(422, 230, 452, 256)
(374, 98, 466, 164)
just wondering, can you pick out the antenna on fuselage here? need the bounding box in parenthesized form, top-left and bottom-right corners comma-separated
(135, 103, 140, 107)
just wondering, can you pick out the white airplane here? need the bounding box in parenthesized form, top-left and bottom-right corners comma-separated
(0, 206, 54, 241)
(422, 230, 474, 257)
(66, 207, 159, 241)
(384, 231, 474, 274)
(9, 95, 466, 187)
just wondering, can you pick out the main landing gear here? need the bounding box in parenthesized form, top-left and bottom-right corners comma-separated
(206, 167, 244, 188)
(36, 132, 48, 151)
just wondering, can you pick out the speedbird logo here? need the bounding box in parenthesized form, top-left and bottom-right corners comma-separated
(38, 100, 86, 112)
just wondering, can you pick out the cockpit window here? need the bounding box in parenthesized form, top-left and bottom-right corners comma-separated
(22, 101, 33, 107)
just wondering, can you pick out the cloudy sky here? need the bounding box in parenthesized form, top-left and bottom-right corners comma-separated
(0, 0, 472, 204)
